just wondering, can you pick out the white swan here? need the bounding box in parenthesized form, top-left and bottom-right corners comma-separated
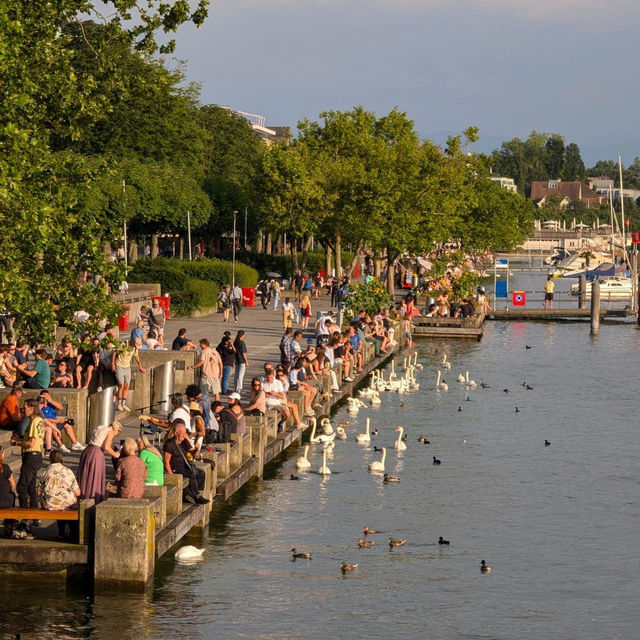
(317, 432, 336, 445)
(175, 545, 205, 560)
(370, 391, 381, 406)
(318, 447, 331, 475)
(465, 370, 477, 389)
(309, 420, 323, 443)
(323, 440, 335, 455)
(335, 426, 347, 440)
(296, 445, 311, 469)
(436, 370, 448, 392)
(320, 417, 334, 435)
(394, 426, 407, 451)
(412, 353, 423, 369)
(356, 417, 371, 443)
(442, 354, 451, 370)
(457, 373, 465, 383)
(368, 447, 386, 472)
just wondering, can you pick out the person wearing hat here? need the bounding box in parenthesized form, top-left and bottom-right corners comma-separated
(227, 393, 246, 436)
(476, 286, 491, 314)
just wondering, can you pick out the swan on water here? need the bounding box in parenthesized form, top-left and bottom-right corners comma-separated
(318, 447, 331, 475)
(175, 545, 205, 560)
(442, 354, 451, 370)
(309, 420, 323, 443)
(370, 391, 382, 406)
(465, 371, 477, 389)
(320, 417, 334, 435)
(356, 417, 371, 443)
(412, 353, 423, 369)
(317, 431, 336, 445)
(295, 445, 311, 469)
(368, 447, 386, 472)
(457, 373, 465, 383)
(335, 426, 347, 440)
(436, 370, 448, 392)
(394, 427, 407, 451)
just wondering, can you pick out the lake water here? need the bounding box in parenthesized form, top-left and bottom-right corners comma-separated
(2, 271, 639, 640)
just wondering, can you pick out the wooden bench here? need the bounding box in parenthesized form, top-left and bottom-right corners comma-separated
(0, 508, 79, 521)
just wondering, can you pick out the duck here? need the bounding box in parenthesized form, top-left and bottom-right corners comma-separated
(480, 381, 490, 389)
(368, 447, 386, 472)
(394, 426, 407, 451)
(457, 373, 466, 383)
(515, 407, 520, 413)
(335, 426, 347, 440)
(436, 370, 449, 392)
(503, 388, 509, 394)
(358, 538, 374, 548)
(526, 384, 534, 391)
(544, 439, 551, 446)
(295, 445, 311, 469)
(388, 538, 405, 547)
(362, 526, 377, 535)
(433, 456, 441, 465)
(442, 354, 451, 369)
(373, 445, 384, 452)
(438, 536, 450, 545)
(341, 561, 358, 573)
(318, 448, 331, 475)
(384, 473, 400, 482)
(525, 344, 532, 349)
(356, 418, 371, 443)
(465, 371, 477, 389)
(338, 420, 349, 428)
(174, 545, 205, 560)
(291, 548, 312, 560)
(480, 559, 491, 573)
(458, 406, 462, 412)
(418, 436, 430, 445)
(290, 474, 300, 480)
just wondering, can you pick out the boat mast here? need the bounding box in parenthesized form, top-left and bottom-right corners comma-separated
(618, 154, 636, 310)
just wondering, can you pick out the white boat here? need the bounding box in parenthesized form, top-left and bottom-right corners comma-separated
(544, 247, 572, 266)
(570, 276, 633, 299)
(548, 251, 614, 279)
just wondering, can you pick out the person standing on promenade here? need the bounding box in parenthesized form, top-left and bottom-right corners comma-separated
(190, 338, 222, 402)
(544, 276, 555, 309)
(233, 330, 249, 394)
(217, 334, 236, 395)
(11, 398, 45, 509)
(279, 327, 293, 368)
(282, 297, 294, 331)
(271, 279, 281, 310)
(300, 292, 311, 331)
(257, 279, 270, 309)
(231, 283, 243, 323)
(148, 299, 166, 342)
(219, 285, 232, 322)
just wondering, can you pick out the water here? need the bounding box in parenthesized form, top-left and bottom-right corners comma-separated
(2, 272, 639, 639)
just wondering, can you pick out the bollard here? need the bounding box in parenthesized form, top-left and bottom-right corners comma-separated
(578, 274, 587, 310)
(590, 280, 600, 336)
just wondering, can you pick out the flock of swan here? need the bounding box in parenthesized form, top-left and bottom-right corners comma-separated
(288, 350, 492, 575)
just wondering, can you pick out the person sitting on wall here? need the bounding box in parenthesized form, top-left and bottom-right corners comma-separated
(163, 423, 209, 505)
(115, 438, 147, 499)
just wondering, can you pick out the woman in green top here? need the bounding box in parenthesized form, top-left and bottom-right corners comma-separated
(136, 435, 164, 486)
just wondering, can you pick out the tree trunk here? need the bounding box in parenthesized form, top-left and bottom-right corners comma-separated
(335, 234, 342, 279)
(256, 233, 263, 253)
(324, 245, 333, 277)
(128, 239, 138, 264)
(346, 245, 362, 277)
(386, 248, 396, 296)
(266, 233, 272, 255)
(374, 254, 383, 277)
(300, 236, 313, 272)
(179, 238, 184, 260)
(151, 234, 159, 259)
(290, 241, 299, 280)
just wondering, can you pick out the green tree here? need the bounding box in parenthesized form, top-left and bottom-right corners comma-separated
(0, 2, 208, 342)
(562, 143, 586, 181)
(544, 134, 565, 179)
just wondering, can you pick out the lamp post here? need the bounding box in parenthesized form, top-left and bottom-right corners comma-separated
(232, 210, 238, 289)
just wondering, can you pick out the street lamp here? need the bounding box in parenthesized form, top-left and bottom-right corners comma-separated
(232, 210, 238, 289)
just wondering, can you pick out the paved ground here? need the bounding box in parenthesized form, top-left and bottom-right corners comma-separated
(160, 292, 337, 391)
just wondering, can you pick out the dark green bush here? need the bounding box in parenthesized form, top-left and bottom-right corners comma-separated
(128, 262, 190, 293)
(186, 278, 219, 309)
(181, 259, 258, 287)
(169, 290, 199, 317)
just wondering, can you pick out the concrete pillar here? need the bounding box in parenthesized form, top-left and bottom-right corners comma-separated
(578, 274, 587, 309)
(94, 499, 156, 590)
(247, 416, 266, 478)
(142, 485, 167, 530)
(163, 474, 184, 517)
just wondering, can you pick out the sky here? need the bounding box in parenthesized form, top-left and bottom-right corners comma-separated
(169, 0, 640, 165)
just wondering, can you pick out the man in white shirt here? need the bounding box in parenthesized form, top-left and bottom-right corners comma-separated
(231, 284, 243, 322)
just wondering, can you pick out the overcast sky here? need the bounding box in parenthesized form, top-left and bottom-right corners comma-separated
(171, 0, 640, 165)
